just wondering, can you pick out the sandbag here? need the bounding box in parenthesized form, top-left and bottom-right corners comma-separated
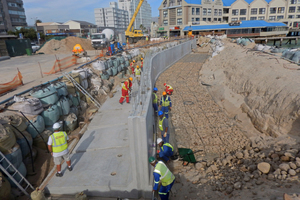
(291, 51, 300, 63)
(30, 85, 58, 105)
(64, 113, 78, 132)
(0, 124, 16, 154)
(0, 172, 11, 200)
(70, 106, 79, 116)
(125, 60, 129, 67)
(106, 68, 112, 76)
(0, 115, 28, 132)
(31, 188, 47, 200)
(53, 82, 68, 97)
(91, 77, 102, 90)
(69, 92, 81, 107)
(10, 97, 44, 116)
(117, 65, 122, 73)
(9, 162, 27, 188)
(56, 97, 70, 116)
(75, 191, 88, 200)
(16, 131, 33, 158)
(1, 144, 22, 173)
(106, 59, 113, 68)
(33, 130, 52, 150)
(282, 50, 295, 60)
(92, 60, 106, 71)
(41, 105, 60, 126)
(26, 115, 45, 139)
(112, 67, 118, 76)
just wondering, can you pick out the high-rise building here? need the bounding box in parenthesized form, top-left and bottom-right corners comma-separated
(94, 2, 129, 34)
(0, 0, 27, 33)
(118, 0, 152, 31)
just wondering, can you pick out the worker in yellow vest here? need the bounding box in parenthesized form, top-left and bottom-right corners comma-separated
(47, 122, 72, 177)
(152, 87, 158, 113)
(135, 65, 141, 85)
(157, 138, 174, 163)
(119, 77, 133, 104)
(159, 91, 172, 118)
(158, 111, 169, 143)
(149, 156, 175, 200)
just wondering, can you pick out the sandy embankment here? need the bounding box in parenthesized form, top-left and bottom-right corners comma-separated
(200, 40, 300, 141)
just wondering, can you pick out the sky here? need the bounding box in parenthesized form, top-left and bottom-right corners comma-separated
(23, 0, 161, 26)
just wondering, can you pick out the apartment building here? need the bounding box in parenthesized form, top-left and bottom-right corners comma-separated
(0, 0, 27, 33)
(94, 2, 129, 34)
(118, 0, 152, 30)
(158, 0, 300, 36)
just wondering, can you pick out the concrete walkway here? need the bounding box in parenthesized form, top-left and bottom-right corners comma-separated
(44, 80, 140, 198)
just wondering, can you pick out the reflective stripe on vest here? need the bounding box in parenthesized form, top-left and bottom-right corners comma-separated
(51, 131, 68, 153)
(136, 69, 141, 75)
(122, 81, 129, 91)
(161, 143, 174, 152)
(167, 85, 173, 90)
(161, 96, 170, 107)
(154, 161, 175, 186)
(153, 92, 157, 104)
(159, 117, 165, 131)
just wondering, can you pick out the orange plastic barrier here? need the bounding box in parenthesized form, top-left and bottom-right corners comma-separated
(43, 56, 77, 75)
(0, 70, 23, 95)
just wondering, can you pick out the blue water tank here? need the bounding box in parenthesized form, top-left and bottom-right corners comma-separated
(30, 85, 58, 105)
(16, 131, 33, 158)
(1, 144, 22, 174)
(41, 105, 60, 126)
(53, 82, 68, 97)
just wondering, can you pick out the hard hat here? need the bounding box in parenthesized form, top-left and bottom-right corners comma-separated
(162, 91, 167, 95)
(153, 87, 158, 91)
(53, 122, 61, 130)
(133, 60, 136, 63)
(158, 111, 163, 116)
(129, 77, 133, 81)
(141, 58, 143, 60)
(149, 156, 156, 163)
(157, 138, 163, 144)
(136, 66, 139, 69)
(164, 83, 167, 86)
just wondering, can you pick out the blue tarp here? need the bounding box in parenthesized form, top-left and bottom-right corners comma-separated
(183, 20, 287, 31)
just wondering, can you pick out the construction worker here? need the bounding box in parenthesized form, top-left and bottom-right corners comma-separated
(159, 91, 172, 119)
(152, 87, 158, 113)
(157, 138, 174, 163)
(47, 123, 72, 177)
(149, 156, 175, 200)
(119, 77, 133, 104)
(164, 83, 173, 95)
(158, 111, 169, 143)
(141, 57, 144, 71)
(135, 65, 141, 85)
(130, 60, 136, 76)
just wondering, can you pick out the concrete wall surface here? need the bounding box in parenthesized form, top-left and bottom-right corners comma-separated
(128, 38, 197, 198)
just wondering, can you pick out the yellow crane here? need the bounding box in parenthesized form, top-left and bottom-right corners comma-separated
(125, 0, 146, 43)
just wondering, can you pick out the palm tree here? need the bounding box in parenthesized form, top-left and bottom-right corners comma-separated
(139, 24, 144, 31)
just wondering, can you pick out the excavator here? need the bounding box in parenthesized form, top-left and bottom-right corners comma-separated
(125, 0, 146, 43)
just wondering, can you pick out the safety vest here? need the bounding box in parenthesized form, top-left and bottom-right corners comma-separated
(51, 131, 68, 153)
(159, 117, 165, 131)
(122, 81, 129, 91)
(136, 68, 141, 75)
(161, 143, 174, 152)
(167, 85, 173, 90)
(154, 161, 175, 186)
(161, 96, 170, 107)
(153, 92, 157, 104)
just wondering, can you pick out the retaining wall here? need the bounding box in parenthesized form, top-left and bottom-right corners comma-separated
(128, 39, 197, 198)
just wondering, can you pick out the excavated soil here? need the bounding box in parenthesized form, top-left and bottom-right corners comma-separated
(37, 37, 94, 55)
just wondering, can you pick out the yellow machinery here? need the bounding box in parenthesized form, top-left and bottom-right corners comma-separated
(125, 0, 146, 43)
(72, 44, 87, 57)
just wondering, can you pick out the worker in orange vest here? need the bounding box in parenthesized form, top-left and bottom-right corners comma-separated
(119, 77, 133, 104)
(164, 83, 173, 95)
(141, 57, 144, 71)
(130, 60, 136, 75)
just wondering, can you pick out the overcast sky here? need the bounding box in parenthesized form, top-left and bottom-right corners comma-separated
(23, 0, 161, 26)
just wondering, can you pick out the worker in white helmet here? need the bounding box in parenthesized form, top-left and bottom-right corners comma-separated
(47, 122, 72, 177)
(156, 138, 174, 163)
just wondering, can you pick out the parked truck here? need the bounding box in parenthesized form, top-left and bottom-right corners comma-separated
(91, 29, 115, 49)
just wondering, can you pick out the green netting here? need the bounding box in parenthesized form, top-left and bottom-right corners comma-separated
(36, 36, 67, 51)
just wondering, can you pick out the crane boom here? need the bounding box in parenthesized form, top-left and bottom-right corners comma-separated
(125, 0, 144, 35)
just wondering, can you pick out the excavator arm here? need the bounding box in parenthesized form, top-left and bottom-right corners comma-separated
(125, 0, 144, 37)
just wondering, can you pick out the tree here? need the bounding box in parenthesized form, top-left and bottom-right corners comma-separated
(139, 24, 144, 30)
(35, 19, 42, 27)
(7, 28, 45, 41)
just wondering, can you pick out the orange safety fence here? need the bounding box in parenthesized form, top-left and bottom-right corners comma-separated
(0, 70, 23, 95)
(43, 56, 77, 75)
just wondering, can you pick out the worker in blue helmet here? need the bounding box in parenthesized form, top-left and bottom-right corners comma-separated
(152, 87, 158, 113)
(158, 111, 169, 143)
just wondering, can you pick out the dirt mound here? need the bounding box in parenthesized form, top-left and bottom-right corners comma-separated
(37, 36, 94, 54)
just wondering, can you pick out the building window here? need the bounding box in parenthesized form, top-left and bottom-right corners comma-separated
(296, 15, 300, 18)
(208, 18, 211, 21)
(208, 8, 211, 15)
(218, 18, 221, 21)
(214, 9, 218, 16)
(259, 8, 266, 14)
(288, 15, 295, 18)
(203, 8, 207, 15)
(278, 7, 285, 13)
(240, 9, 246, 15)
(163, 20, 168, 25)
(232, 9, 239, 15)
(269, 16, 276, 21)
(177, 8, 182, 16)
(203, 18, 206, 21)
(289, 7, 296, 13)
(270, 7, 276, 14)
(277, 15, 284, 19)
(293, 22, 299, 27)
(250, 17, 257, 20)
(251, 8, 257, 15)
(214, 18, 218, 21)
(8, 10, 25, 16)
(232, 17, 238, 21)
(196, 18, 200, 21)
(169, 0, 175, 7)
(163, 0, 167, 7)
(196, 8, 200, 15)
(163, 10, 168, 18)
(177, 18, 182, 25)
(219, 9, 222, 16)
(192, 8, 195, 15)
(298, 6, 300, 12)
(8, 2, 17, 7)
(240, 17, 246, 20)
(177, 0, 182, 5)
(192, 18, 194, 22)
(290, 0, 297, 4)
(258, 16, 265, 20)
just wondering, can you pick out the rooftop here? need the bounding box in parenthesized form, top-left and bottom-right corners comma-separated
(183, 20, 287, 31)
(184, 0, 273, 6)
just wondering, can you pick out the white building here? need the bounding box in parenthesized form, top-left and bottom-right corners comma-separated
(94, 2, 129, 34)
(118, 0, 152, 31)
(63, 20, 97, 37)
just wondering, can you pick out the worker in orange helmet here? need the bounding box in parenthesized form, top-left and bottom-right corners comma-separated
(135, 65, 141, 85)
(159, 91, 172, 119)
(130, 60, 136, 76)
(141, 57, 144, 71)
(119, 77, 133, 104)
(164, 83, 173, 95)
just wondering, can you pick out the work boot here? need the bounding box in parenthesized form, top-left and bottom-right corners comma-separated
(67, 166, 73, 171)
(56, 172, 63, 177)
